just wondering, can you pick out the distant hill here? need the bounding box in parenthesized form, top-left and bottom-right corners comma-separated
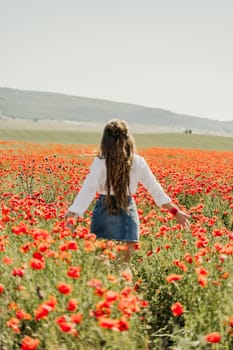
(0, 87, 233, 135)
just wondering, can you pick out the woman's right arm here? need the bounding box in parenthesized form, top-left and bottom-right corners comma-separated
(65, 158, 101, 222)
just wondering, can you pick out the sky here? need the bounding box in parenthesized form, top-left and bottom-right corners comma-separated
(0, 0, 233, 121)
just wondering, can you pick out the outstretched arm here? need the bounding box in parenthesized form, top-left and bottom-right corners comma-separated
(138, 157, 190, 229)
(162, 202, 190, 230)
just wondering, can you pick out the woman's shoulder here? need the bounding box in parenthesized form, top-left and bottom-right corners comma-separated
(90, 156, 105, 169)
(133, 153, 145, 163)
(132, 153, 147, 168)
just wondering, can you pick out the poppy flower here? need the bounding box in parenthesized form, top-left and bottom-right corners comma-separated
(21, 336, 39, 350)
(6, 317, 20, 333)
(57, 283, 72, 295)
(2, 256, 13, 265)
(197, 275, 207, 287)
(30, 258, 45, 270)
(166, 274, 183, 283)
(16, 309, 31, 320)
(98, 317, 117, 329)
(205, 332, 221, 343)
(116, 318, 129, 331)
(12, 268, 25, 277)
(71, 313, 83, 324)
(0, 283, 4, 293)
(58, 321, 74, 333)
(67, 298, 78, 312)
(171, 302, 184, 316)
(67, 266, 81, 279)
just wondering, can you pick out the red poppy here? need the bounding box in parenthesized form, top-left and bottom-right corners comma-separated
(12, 268, 25, 277)
(58, 321, 74, 333)
(67, 240, 78, 250)
(67, 266, 81, 279)
(98, 317, 117, 329)
(21, 336, 40, 350)
(71, 313, 83, 324)
(0, 283, 4, 293)
(16, 309, 31, 320)
(67, 298, 78, 312)
(116, 318, 129, 331)
(57, 283, 72, 295)
(166, 274, 183, 283)
(30, 258, 45, 270)
(6, 317, 20, 333)
(197, 275, 207, 287)
(205, 332, 221, 343)
(104, 290, 119, 303)
(171, 302, 184, 316)
(2, 256, 13, 265)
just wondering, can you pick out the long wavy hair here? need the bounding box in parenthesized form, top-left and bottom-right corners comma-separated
(99, 119, 135, 214)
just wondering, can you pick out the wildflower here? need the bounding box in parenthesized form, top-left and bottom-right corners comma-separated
(67, 240, 78, 250)
(67, 298, 78, 312)
(166, 274, 183, 283)
(2, 255, 13, 265)
(87, 279, 103, 288)
(57, 282, 72, 295)
(195, 267, 208, 275)
(30, 258, 45, 270)
(121, 269, 133, 282)
(197, 275, 207, 287)
(16, 309, 31, 320)
(0, 283, 4, 293)
(7, 317, 20, 333)
(12, 268, 25, 277)
(34, 296, 57, 320)
(58, 321, 74, 333)
(184, 253, 193, 264)
(171, 302, 184, 316)
(205, 332, 221, 343)
(173, 259, 188, 271)
(67, 266, 81, 279)
(34, 304, 51, 320)
(46, 296, 57, 309)
(21, 336, 40, 350)
(229, 316, 233, 327)
(98, 317, 117, 329)
(11, 223, 29, 235)
(116, 318, 129, 331)
(104, 290, 119, 303)
(71, 313, 83, 324)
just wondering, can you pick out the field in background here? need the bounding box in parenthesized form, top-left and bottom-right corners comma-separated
(0, 129, 233, 150)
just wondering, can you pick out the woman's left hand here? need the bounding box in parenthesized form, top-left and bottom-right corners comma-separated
(64, 211, 77, 230)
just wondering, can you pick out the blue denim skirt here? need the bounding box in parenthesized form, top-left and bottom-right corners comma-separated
(90, 195, 140, 242)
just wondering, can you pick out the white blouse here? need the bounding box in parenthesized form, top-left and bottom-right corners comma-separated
(68, 153, 171, 215)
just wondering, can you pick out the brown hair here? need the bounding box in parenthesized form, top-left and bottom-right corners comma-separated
(99, 119, 135, 214)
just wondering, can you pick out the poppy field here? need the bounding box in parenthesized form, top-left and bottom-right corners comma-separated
(0, 140, 233, 349)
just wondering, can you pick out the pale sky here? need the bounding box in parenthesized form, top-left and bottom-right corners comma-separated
(0, 0, 233, 121)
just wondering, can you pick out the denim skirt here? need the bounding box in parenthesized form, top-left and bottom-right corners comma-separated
(90, 195, 140, 242)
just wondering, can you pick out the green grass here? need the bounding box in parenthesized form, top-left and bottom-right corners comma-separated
(0, 129, 233, 150)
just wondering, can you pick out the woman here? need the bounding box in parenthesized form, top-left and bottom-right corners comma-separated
(65, 119, 190, 263)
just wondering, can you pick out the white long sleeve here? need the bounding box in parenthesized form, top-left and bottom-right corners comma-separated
(68, 154, 171, 215)
(137, 157, 171, 206)
(68, 158, 102, 216)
